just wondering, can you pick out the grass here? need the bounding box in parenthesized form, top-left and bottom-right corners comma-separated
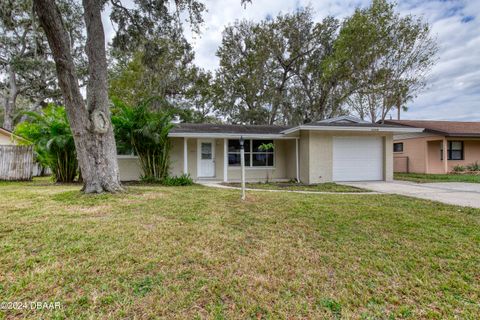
(221, 182, 367, 192)
(0, 179, 479, 319)
(395, 172, 480, 183)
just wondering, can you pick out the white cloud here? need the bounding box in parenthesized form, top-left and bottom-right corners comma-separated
(103, 0, 480, 120)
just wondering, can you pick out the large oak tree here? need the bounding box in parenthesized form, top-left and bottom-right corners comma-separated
(32, 0, 206, 193)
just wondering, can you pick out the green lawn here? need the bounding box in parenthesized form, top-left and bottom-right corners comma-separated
(395, 172, 480, 183)
(0, 179, 479, 319)
(222, 182, 367, 192)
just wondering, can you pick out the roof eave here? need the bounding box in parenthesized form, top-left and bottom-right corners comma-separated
(445, 133, 480, 138)
(168, 132, 298, 139)
(0, 127, 30, 143)
(281, 126, 425, 135)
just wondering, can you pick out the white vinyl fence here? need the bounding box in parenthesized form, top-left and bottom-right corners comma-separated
(0, 145, 34, 181)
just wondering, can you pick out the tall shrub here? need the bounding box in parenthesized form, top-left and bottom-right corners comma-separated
(14, 104, 78, 182)
(112, 98, 173, 181)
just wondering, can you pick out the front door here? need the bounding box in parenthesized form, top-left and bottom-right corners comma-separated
(198, 139, 215, 177)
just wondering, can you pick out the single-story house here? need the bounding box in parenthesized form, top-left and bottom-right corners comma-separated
(384, 120, 480, 174)
(118, 116, 422, 183)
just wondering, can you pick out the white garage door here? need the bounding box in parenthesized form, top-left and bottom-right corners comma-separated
(332, 136, 383, 181)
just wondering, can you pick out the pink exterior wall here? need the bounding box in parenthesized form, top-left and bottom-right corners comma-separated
(394, 136, 480, 173)
(426, 140, 442, 173)
(447, 140, 480, 170)
(393, 136, 432, 173)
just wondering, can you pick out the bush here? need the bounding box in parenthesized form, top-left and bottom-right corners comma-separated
(161, 174, 194, 186)
(140, 174, 193, 186)
(452, 165, 465, 173)
(111, 98, 173, 181)
(466, 161, 480, 171)
(14, 104, 78, 182)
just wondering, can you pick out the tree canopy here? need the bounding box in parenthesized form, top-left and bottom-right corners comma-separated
(213, 1, 436, 124)
(214, 8, 351, 125)
(326, 0, 437, 122)
(0, 0, 86, 130)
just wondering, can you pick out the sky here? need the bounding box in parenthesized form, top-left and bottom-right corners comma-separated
(103, 0, 480, 121)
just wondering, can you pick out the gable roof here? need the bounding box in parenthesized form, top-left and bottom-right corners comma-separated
(384, 120, 480, 137)
(316, 115, 370, 124)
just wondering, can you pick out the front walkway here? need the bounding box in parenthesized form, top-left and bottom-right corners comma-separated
(340, 181, 480, 208)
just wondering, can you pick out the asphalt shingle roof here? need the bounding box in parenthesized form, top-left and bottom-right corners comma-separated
(303, 122, 402, 128)
(171, 121, 407, 135)
(384, 120, 480, 137)
(170, 123, 291, 135)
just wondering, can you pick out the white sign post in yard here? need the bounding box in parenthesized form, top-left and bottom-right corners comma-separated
(240, 136, 246, 200)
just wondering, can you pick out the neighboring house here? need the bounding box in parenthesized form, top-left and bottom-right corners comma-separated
(118, 116, 421, 183)
(384, 120, 480, 174)
(0, 127, 48, 177)
(0, 127, 16, 145)
(0, 127, 30, 145)
(0, 127, 35, 180)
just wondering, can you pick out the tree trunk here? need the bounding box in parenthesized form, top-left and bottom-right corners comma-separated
(33, 0, 123, 193)
(397, 100, 401, 120)
(3, 65, 18, 131)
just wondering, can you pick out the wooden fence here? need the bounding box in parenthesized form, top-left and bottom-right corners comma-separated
(0, 145, 34, 181)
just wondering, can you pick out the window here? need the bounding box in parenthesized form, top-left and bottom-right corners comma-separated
(393, 142, 404, 152)
(440, 141, 464, 160)
(228, 139, 250, 166)
(228, 139, 274, 167)
(449, 141, 464, 160)
(201, 142, 212, 160)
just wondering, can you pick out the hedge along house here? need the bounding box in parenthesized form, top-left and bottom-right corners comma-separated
(117, 116, 422, 183)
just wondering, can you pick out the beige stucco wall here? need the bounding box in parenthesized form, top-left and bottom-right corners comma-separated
(117, 132, 395, 183)
(384, 135, 393, 181)
(299, 131, 310, 184)
(169, 137, 184, 177)
(285, 139, 297, 180)
(394, 134, 480, 173)
(117, 156, 142, 181)
(300, 130, 393, 184)
(308, 132, 333, 183)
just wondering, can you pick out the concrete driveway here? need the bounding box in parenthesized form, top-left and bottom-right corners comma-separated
(340, 181, 480, 208)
